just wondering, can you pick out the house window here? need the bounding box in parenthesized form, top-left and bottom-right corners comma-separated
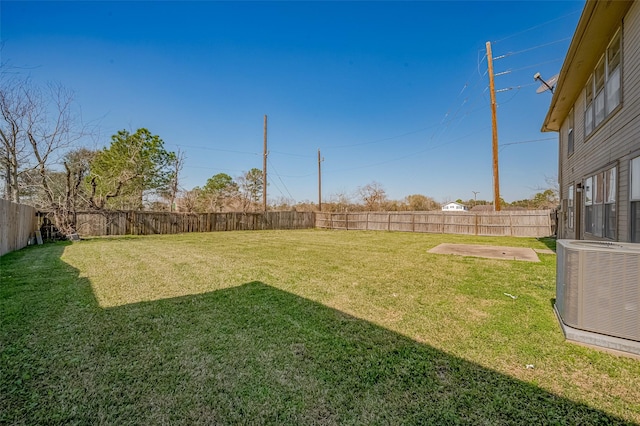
(567, 109, 574, 156)
(584, 167, 616, 238)
(584, 28, 622, 137)
(593, 173, 604, 237)
(585, 77, 594, 135)
(568, 184, 574, 230)
(631, 157, 640, 242)
(607, 30, 622, 115)
(604, 167, 616, 239)
(584, 176, 593, 234)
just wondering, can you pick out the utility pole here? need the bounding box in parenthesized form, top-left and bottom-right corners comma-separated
(263, 114, 268, 212)
(486, 41, 501, 212)
(318, 149, 323, 211)
(472, 191, 480, 207)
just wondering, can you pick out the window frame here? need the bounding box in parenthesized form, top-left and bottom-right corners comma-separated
(567, 109, 574, 157)
(568, 184, 575, 230)
(584, 167, 617, 239)
(584, 28, 622, 138)
(604, 167, 617, 239)
(630, 156, 640, 242)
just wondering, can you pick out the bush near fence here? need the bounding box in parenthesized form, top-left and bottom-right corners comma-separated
(315, 210, 554, 238)
(0, 199, 38, 257)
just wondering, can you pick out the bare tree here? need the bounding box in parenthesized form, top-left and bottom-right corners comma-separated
(0, 75, 88, 234)
(177, 187, 201, 213)
(0, 76, 31, 202)
(404, 194, 439, 211)
(357, 181, 387, 211)
(327, 189, 354, 212)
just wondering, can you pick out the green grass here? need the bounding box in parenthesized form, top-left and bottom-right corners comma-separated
(1, 229, 639, 425)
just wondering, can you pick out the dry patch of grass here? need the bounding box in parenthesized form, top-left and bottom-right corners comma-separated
(2, 230, 639, 424)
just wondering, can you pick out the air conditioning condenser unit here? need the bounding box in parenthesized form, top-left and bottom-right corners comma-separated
(556, 240, 640, 354)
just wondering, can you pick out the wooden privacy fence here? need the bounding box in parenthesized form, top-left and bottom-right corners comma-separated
(0, 199, 38, 257)
(47, 210, 316, 236)
(316, 210, 554, 237)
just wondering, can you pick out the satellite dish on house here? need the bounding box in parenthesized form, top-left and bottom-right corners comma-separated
(534, 73, 559, 94)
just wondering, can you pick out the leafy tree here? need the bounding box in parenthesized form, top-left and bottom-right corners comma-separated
(89, 128, 176, 210)
(160, 148, 184, 211)
(200, 173, 239, 212)
(238, 168, 263, 212)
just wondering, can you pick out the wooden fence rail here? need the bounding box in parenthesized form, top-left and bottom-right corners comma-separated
(315, 210, 554, 237)
(38, 210, 316, 237)
(0, 199, 38, 257)
(0, 203, 555, 258)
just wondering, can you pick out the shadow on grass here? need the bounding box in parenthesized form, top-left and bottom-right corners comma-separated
(537, 236, 557, 252)
(0, 243, 629, 425)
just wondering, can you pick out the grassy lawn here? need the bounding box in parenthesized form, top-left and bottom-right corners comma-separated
(1, 229, 639, 424)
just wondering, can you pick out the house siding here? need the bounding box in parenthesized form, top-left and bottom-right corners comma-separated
(558, 1, 640, 242)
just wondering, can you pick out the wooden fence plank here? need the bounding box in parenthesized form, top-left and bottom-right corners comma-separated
(21, 209, 552, 242)
(0, 199, 38, 257)
(38, 210, 316, 237)
(314, 210, 553, 238)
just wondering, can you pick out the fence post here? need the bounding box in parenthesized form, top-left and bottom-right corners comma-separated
(366, 212, 370, 231)
(126, 211, 132, 235)
(509, 212, 514, 236)
(387, 213, 391, 231)
(475, 213, 478, 236)
(346, 213, 349, 231)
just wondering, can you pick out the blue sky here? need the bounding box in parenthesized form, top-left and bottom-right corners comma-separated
(1, 1, 583, 204)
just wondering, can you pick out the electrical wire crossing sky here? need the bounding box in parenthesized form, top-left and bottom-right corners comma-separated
(1, 1, 584, 204)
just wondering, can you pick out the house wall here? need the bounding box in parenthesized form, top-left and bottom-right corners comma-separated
(442, 203, 467, 211)
(558, 1, 640, 242)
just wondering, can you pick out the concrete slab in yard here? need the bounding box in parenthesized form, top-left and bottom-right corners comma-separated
(428, 243, 540, 262)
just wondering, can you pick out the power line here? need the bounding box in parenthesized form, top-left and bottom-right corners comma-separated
(267, 175, 288, 200)
(171, 143, 259, 156)
(267, 158, 294, 200)
(326, 127, 491, 174)
(495, 57, 564, 77)
(269, 150, 315, 159)
(492, 8, 582, 44)
(429, 54, 490, 143)
(175, 13, 574, 197)
(500, 137, 556, 147)
(493, 37, 572, 60)
(324, 126, 436, 150)
(496, 81, 538, 94)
